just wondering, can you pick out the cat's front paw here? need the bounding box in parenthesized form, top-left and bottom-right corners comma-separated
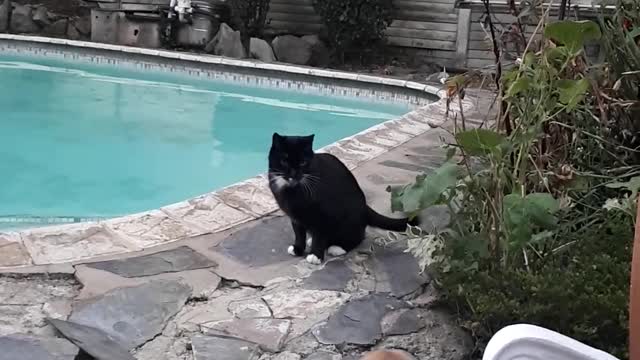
(287, 245, 304, 256)
(305, 254, 322, 265)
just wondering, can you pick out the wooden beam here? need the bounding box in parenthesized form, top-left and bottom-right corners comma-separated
(455, 8, 471, 67)
(389, 20, 458, 32)
(385, 28, 457, 42)
(387, 36, 456, 50)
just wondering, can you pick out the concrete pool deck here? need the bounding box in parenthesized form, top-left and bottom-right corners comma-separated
(0, 36, 495, 360)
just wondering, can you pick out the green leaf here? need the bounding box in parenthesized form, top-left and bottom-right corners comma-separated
(544, 20, 602, 53)
(557, 78, 590, 110)
(503, 193, 559, 249)
(389, 162, 460, 214)
(526, 193, 560, 214)
(506, 77, 531, 97)
(455, 129, 505, 156)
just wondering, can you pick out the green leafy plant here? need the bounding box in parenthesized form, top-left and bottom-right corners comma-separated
(312, 0, 394, 63)
(389, 15, 638, 358)
(229, 0, 270, 53)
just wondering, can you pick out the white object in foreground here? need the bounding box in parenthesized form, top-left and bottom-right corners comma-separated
(483, 324, 620, 360)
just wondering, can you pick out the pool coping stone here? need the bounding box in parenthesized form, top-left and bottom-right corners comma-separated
(0, 35, 473, 271)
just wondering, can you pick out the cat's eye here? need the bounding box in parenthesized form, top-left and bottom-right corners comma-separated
(280, 159, 287, 166)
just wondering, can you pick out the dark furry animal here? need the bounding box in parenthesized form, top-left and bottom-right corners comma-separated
(267, 133, 418, 264)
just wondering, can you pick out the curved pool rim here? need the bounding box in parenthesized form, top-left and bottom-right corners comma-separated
(0, 34, 469, 270)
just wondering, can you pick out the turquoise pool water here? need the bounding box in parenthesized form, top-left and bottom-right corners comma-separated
(0, 54, 410, 227)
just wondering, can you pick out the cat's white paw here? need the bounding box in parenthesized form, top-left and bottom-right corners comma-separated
(306, 254, 322, 265)
(327, 246, 347, 257)
(287, 245, 296, 256)
(306, 236, 313, 249)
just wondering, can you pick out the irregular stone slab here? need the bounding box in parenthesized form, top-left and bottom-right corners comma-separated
(0, 0, 9, 31)
(228, 297, 272, 319)
(175, 287, 260, 332)
(161, 194, 252, 233)
(10, 4, 39, 33)
(48, 319, 134, 360)
(75, 265, 220, 300)
(375, 309, 472, 360)
(202, 318, 291, 352)
(215, 176, 277, 217)
(22, 223, 134, 264)
(217, 216, 293, 267)
(303, 259, 353, 291)
(106, 210, 202, 248)
(371, 243, 430, 297)
(85, 246, 216, 277)
(381, 308, 425, 336)
(0, 334, 79, 360)
(263, 289, 349, 339)
(305, 352, 342, 360)
(0, 233, 32, 267)
(69, 280, 191, 349)
(191, 335, 261, 360)
(313, 294, 408, 345)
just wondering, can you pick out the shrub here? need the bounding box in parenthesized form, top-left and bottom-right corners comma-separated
(228, 0, 270, 53)
(387, 9, 639, 359)
(312, 0, 394, 63)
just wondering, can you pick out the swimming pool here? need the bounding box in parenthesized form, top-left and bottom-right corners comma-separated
(0, 54, 411, 228)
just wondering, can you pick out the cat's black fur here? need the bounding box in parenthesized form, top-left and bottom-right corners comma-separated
(268, 133, 419, 263)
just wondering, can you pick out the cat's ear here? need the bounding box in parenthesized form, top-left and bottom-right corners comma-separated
(306, 134, 315, 144)
(272, 132, 283, 146)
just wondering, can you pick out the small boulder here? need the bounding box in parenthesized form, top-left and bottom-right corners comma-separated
(302, 34, 330, 67)
(72, 15, 90, 35)
(272, 35, 312, 65)
(10, 4, 39, 34)
(205, 23, 246, 58)
(66, 21, 80, 40)
(0, 0, 11, 32)
(32, 6, 50, 27)
(249, 37, 276, 62)
(43, 18, 68, 37)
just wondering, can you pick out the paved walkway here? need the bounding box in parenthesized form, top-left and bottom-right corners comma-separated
(0, 90, 494, 360)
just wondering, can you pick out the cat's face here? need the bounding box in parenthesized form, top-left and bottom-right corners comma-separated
(269, 133, 315, 190)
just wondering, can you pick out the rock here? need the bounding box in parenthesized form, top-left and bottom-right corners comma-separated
(273, 352, 301, 360)
(32, 6, 50, 27)
(361, 350, 417, 360)
(272, 35, 312, 65)
(48, 319, 135, 360)
(202, 318, 291, 352)
(303, 259, 353, 291)
(69, 280, 191, 349)
(218, 216, 294, 267)
(0, 334, 79, 360)
(66, 23, 80, 40)
(205, 23, 245, 58)
(301, 35, 330, 67)
(10, 4, 39, 34)
(43, 18, 68, 37)
(250, 37, 276, 62)
(191, 335, 261, 360)
(228, 297, 272, 319)
(370, 243, 430, 297)
(72, 15, 90, 35)
(381, 308, 425, 336)
(0, 0, 11, 32)
(313, 294, 409, 345)
(85, 246, 216, 278)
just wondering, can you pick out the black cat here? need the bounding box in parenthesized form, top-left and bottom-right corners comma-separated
(268, 133, 419, 264)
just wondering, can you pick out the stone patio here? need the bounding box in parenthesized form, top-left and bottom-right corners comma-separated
(0, 88, 494, 359)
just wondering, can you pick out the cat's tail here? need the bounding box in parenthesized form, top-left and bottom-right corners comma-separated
(366, 206, 420, 232)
